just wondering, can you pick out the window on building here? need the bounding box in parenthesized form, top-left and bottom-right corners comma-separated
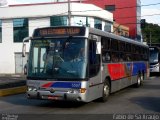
(72, 16, 89, 27)
(13, 18, 29, 43)
(94, 18, 102, 30)
(0, 20, 2, 43)
(105, 5, 115, 12)
(50, 16, 67, 26)
(104, 22, 112, 32)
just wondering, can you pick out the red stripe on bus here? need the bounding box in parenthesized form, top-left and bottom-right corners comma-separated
(41, 82, 53, 88)
(107, 64, 126, 80)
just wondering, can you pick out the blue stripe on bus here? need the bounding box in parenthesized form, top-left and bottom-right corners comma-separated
(43, 82, 82, 89)
(132, 62, 147, 76)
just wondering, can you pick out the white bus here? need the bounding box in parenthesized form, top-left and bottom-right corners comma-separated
(23, 26, 149, 102)
(149, 46, 160, 73)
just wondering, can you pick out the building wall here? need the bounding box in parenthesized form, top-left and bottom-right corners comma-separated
(112, 0, 137, 39)
(84, 0, 141, 40)
(0, 20, 14, 73)
(29, 17, 50, 36)
(113, 22, 129, 37)
(0, 18, 50, 74)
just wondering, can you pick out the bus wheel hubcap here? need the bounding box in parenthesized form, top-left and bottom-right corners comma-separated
(104, 84, 109, 96)
(138, 77, 141, 85)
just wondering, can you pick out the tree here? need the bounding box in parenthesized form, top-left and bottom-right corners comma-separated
(142, 23, 160, 44)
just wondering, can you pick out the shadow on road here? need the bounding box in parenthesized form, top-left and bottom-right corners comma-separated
(141, 84, 160, 90)
(38, 100, 86, 108)
(130, 97, 160, 113)
(0, 94, 86, 108)
(150, 73, 160, 77)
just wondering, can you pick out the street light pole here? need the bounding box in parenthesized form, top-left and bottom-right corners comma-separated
(68, 0, 71, 26)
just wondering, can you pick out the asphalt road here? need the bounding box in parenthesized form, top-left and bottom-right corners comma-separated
(0, 76, 160, 120)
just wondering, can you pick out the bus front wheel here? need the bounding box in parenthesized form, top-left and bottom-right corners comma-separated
(100, 80, 110, 102)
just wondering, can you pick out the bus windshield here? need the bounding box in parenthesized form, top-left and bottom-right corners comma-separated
(28, 37, 87, 80)
(149, 49, 158, 63)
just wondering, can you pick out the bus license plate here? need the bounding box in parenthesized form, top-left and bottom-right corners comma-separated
(48, 96, 59, 100)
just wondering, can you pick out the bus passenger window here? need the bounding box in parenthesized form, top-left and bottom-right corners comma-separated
(119, 53, 124, 62)
(111, 52, 119, 62)
(126, 54, 132, 61)
(102, 52, 111, 62)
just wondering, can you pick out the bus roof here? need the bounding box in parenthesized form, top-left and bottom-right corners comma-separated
(149, 46, 160, 51)
(89, 27, 148, 48)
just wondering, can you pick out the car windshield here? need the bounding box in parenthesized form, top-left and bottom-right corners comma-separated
(28, 37, 87, 79)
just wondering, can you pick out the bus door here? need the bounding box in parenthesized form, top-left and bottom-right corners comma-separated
(88, 35, 103, 100)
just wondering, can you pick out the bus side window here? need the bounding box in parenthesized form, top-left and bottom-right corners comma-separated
(101, 37, 111, 62)
(102, 51, 111, 62)
(111, 52, 119, 62)
(89, 40, 100, 77)
(119, 52, 125, 62)
(126, 53, 132, 61)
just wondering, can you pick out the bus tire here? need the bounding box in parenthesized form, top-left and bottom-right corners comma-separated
(135, 74, 141, 88)
(100, 80, 110, 102)
(140, 72, 144, 85)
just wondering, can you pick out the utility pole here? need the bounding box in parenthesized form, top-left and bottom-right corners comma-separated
(149, 31, 152, 46)
(68, 0, 71, 26)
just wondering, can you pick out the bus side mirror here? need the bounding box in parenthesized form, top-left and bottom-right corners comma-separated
(22, 37, 30, 57)
(22, 44, 26, 57)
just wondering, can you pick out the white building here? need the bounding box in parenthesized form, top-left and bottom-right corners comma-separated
(0, 2, 113, 74)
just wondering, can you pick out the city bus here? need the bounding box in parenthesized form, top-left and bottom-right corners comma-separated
(149, 46, 160, 73)
(22, 26, 149, 102)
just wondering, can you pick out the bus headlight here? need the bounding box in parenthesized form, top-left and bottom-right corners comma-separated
(156, 63, 159, 68)
(68, 89, 79, 94)
(68, 88, 86, 94)
(68, 89, 74, 93)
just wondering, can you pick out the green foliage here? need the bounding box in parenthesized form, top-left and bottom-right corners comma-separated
(142, 23, 160, 44)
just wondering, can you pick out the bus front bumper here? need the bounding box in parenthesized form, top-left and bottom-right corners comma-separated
(27, 89, 85, 102)
(150, 64, 160, 73)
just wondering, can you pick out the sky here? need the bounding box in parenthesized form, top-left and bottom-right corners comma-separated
(2, 0, 160, 25)
(141, 0, 160, 25)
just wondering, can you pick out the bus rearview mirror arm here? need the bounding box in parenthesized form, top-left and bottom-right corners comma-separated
(22, 37, 31, 57)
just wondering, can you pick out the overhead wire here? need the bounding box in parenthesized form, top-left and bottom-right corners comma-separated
(0, 2, 160, 28)
(114, 2, 160, 10)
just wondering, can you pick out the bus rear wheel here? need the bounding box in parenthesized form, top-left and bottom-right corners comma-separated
(135, 74, 142, 88)
(100, 80, 110, 102)
(140, 73, 144, 85)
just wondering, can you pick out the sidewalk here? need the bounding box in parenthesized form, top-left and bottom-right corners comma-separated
(0, 74, 27, 96)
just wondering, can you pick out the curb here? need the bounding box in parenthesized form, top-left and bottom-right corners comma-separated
(0, 81, 26, 89)
(0, 86, 27, 97)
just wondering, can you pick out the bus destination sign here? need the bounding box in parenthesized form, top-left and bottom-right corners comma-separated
(33, 27, 85, 37)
